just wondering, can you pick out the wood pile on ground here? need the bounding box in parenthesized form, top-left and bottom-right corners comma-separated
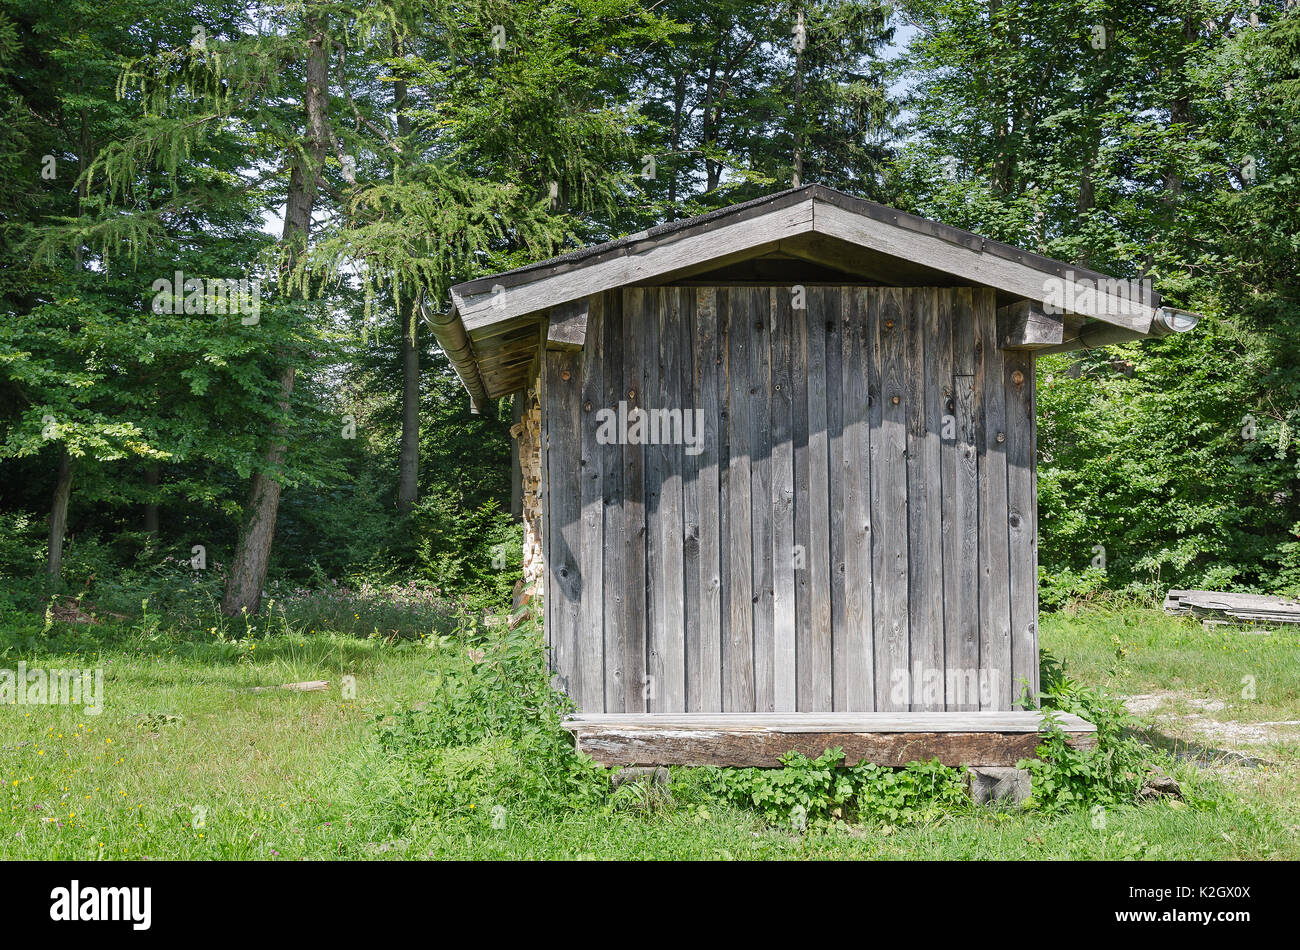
(1164, 589, 1300, 628)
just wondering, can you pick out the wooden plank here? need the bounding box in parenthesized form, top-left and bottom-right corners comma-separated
(825, 288, 846, 710)
(975, 288, 1013, 710)
(812, 201, 1152, 332)
(953, 285, 977, 375)
(803, 287, 834, 711)
(1004, 348, 1038, 707)
(457, 199, 816, 329)
(864, 287, 885, 712)
(724, 288, 756, 711)
(791, 285, 815, 711)
(539, 350, 552, 667)
(576, 295, 605, 711)
(911, 288, 946, 711)
(457, 192, 1156, 335)
(545, 298, 589, 351)
(770, 287, 797, 712)
(621, 287, 648, 712)
(873, 287, 910, 710)
(565, 711, 1096, 732)
(692, 288, 723, 711)
(840, 286, 874, 710)
(749, 288, 775, 713)
(681, 288, 702, 712)
(477, 334, 541, 363)
(465, 312, 542, 347)
(938, 289, 958, 711)
(600, 290, 627, 712)
(777, 232, 948, 286)
(568, 716, 1096, 768)
(641, 288, 664, 710)
(542, 348, 582, 702)
(997, 300, 1064, 350)
(478, 368, 531, 396)
(904, 289, 927, 711)
(653, 287, 687, 711)
(947, 289, 981, 710)
(1165, 590, 1300, 616)
(716, 288, 732, 713)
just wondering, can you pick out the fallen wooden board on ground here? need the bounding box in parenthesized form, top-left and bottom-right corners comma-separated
(1164, 589, 1300, 627)
(245, 681, 330, 693)
(562, 711, 1096, 768)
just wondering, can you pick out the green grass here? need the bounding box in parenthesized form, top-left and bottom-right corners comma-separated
(2, 605, 1297, 860)
(1043, 607, 1300, 707)
(1042, 607, 1300, 752)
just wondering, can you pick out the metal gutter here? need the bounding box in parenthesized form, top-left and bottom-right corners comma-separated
(1038, 307, 1202, 354)
(420, 297, 487, 414)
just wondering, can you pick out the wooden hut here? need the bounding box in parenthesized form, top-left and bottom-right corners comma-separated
(434, 185, 1198, 767)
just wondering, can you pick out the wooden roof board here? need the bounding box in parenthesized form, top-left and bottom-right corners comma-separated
(445, 185, 1188, 403)
(451, 185, 1160, 332)
(456, 197, 815, 331)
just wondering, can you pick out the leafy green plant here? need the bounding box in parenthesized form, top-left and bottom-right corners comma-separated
(706, 749, 969, 829)
(709, 748, 856, 826)
(1021, 649, 1177, 812)
(347, 614, 607, 832)
(850, 758, 970, 826)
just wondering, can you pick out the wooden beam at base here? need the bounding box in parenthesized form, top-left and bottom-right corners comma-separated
(562, 711, 1096, 768)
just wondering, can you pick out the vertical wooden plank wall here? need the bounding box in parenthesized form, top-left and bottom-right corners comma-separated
(873, 287, 909, 710)
(576, 295, 605, 712)
(724, 288, 756, 710)
(770, 289, 797, 712)
(620, 289, 647, 712)
(692, 288, 723, 711)
(540, 285, 1039, 712)
(945, 289, 981, 710)
(802, 288, 834, 710)
(542, 348, 581, 699)
(598, 290, 626, 712)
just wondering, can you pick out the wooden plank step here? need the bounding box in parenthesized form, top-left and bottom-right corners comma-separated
(563, 711, 1095, 768)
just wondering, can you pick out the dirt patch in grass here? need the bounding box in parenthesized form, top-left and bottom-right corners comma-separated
(1124, 690, 1300, 760)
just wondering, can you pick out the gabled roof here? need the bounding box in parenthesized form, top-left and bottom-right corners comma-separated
(434, 184, 1192, 409)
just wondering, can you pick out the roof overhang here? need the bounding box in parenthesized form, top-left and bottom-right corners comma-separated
(439, 184, 1200, 404)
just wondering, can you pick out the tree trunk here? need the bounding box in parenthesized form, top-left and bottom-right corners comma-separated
(986, 0, 1023, 197)
(143, 464, 160, 539)
(220, 17, 330, 617)
(792, 10, 804, 188)
(668, 72, 685, 213)
(221, 413, 291, 615)
(1146, 15, 1197, 274)
(701, 52, 721, 192)
(1074, 19, 1112, 266)
(47, 448, 73, 581)
(394, 45, 420, 517)
(397, 301, 420, 515)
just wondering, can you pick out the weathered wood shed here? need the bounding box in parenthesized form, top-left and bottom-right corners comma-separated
(436, 185, 1198, 767)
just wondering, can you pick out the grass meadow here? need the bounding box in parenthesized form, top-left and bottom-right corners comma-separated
(1, 599, 1297, 860)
